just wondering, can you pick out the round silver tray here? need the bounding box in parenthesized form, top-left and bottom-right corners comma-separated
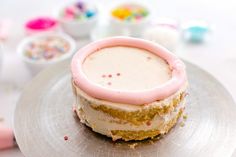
(14, 60, 236, 157)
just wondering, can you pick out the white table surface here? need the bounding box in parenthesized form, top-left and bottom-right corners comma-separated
(1, 0, 236, 156)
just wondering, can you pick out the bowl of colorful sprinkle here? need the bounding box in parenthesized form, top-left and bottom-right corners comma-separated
(110, 2, 150, 37)
(57, 1, 98, 38)
(25, 16, 59, 35)
(17, 33, 77, 75)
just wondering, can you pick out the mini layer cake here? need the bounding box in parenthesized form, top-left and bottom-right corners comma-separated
(71, 37, 187, 141)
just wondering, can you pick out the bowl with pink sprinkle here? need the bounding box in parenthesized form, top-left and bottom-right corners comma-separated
(17, 33, 77, 75)
(56, 1, 98, 38)
(24, 16, 59, 35)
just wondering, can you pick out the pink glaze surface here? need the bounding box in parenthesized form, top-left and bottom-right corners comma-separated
(71, 37, 187, 105)
(25, 17, 58, 35)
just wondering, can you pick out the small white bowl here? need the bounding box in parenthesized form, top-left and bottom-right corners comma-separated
(109, 2, 151, 37)
(90, 25, 130, 41)
(142, 18, 180, 52)
(17, 33, 77, 75)
(55, 2, 98, 38)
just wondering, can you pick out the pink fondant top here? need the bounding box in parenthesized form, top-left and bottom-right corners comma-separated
(71, 37, 187, 105)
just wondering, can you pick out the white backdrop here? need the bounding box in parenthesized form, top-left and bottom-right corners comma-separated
(1, 0, 236, 156)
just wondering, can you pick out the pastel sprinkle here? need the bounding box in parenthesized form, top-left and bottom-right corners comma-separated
(61, 1, 97, 21)
(112, 4, 148, 22)
(86, 10, 95, 18)
(76, 2, 84, 10)
(24, 36, 70, 61)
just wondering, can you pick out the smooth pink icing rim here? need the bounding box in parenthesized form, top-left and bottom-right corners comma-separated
(71, 37, 187, 105)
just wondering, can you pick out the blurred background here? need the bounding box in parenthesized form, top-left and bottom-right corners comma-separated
(0, 0, 236, 156)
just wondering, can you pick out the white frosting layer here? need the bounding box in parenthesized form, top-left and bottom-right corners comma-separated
(77, 100, 185, 137)
(82, 46, 171, 91)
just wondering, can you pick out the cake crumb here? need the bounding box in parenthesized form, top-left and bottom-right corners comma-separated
(180, 122, 185, 127)
(149, 140, 154, 144)
(91, 124, 97, 130)
(72, 105, 77, 113)
(108, 74, 112, 78)
(146, 121, 151, 126)
(0, 117, 4, 122)
(129, 143, 138, 149)
(183, 114, 188, 120)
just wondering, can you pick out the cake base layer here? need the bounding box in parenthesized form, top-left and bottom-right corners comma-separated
(72, 75, 187, 141)
(110, 108, 183, 141)
(77, 106, 184, 141)
(73, 80, 187, 141)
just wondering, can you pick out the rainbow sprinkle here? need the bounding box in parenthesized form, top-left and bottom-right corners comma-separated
(111, 4, 149, 22)
(60, 1, 97, 21)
